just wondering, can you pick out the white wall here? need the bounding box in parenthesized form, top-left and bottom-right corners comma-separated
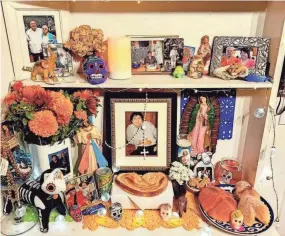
(0, 3, 14, 98)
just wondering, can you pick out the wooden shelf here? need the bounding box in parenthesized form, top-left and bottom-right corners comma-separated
(18, 74, 273, 89)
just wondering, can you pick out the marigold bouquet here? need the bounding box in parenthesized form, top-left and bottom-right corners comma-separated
(3, 81, 100, 145)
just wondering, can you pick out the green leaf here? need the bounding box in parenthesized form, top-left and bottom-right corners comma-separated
(25, 112, 33, 120)
(76, 103, 82, 110)
(23, 119, 28, 125)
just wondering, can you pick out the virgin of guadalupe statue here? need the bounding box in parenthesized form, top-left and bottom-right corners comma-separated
(187, 96, 214, 156)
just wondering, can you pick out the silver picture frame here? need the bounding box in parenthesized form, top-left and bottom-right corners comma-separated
(209, 36, 270, 76)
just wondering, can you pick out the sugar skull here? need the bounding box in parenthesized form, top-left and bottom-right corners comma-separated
(222, 169, 233, 184)
(109, 202, 122, 221)
(159, 203, 172, 222)
(69, 204, 82, 222)
(83, 56, 107, 85)
(230, 210, 245, 231)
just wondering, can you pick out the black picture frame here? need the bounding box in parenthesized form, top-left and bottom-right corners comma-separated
(103, 92, 177, 173)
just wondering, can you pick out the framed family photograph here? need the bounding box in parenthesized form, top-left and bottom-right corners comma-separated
(104, 92, 177, 172)
(65, 173, 99, 210)
(163, 38, 184, 72)
(209, 36, 270, 76)
(2, 2, 69, 77)
(130, 35, 182, 74)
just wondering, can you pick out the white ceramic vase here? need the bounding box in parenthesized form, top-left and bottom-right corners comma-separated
(28, 138, 73, 180)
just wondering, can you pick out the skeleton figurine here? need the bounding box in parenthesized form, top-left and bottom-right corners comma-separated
(221, 169, 233, 184)
(178, 196, 187, 217)
(159, 203, 172, 222)
(109, 202, 122, 221)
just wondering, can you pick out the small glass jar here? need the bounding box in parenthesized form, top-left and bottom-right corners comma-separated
(177, 134, 191, 167)
(214, 158, 242, 184)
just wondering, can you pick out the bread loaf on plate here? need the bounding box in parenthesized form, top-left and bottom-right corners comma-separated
(198, 186, 237, 222)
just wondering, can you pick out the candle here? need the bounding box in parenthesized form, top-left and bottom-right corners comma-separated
(108, 36, 131, 80)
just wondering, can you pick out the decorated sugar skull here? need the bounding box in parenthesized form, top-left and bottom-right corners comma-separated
(159, 203, 172, 222)
(83, 56, 107, 85)
(230, 210, 245, 231)
(109, 202, 122, 221)
(222, 169, 233, 184)
(69, 204, 82, 222)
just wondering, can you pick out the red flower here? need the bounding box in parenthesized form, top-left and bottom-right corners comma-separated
(74, 110, 88, 120)
(73, 90, 93, 101)
(3, 93, 16, 105)
(22, 85, 46, 106)
(28, 110, 58, 137)
(86, 96, 98, 114)
(12, 81, 23, 91)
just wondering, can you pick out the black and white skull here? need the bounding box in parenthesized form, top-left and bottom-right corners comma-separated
(222, 170, 233, 184)
(109, 202, 122, 221)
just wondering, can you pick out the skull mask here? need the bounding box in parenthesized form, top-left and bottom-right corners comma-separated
(222, 170, 233, 184)
(69, 205, 82, 222)
(83, 56, 107, 85)
(159, 203, 172, 222)
(109, 202, 122, 221)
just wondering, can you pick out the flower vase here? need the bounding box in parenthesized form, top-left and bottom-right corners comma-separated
(28, 138, 73, 180)
(172, 180, 186, 198)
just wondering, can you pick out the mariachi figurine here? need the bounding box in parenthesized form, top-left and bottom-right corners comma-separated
(75, 119, 107, 175)
(82, 56, 108, 85)
(159, 203, 172, 222)
(188, 55, 204, 79)
(3, 169, 66, 233)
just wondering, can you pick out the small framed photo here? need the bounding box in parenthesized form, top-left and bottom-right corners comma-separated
(48, 148, 71, 176)
(104, 92, 177, 172)
(182, 46, 196, 71)
(47, 44, 73, 77)
(163, 38, 184, 71)
(130, 35, 181, 74)
(65, 173, 99, 210)
(209, 36, 270, 76)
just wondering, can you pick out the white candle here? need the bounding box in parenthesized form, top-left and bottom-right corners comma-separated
(108, 36, 131, 80)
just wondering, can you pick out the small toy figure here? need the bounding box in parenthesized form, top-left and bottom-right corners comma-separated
(188, 55, 204, 79)
(197, 35, 211, 75)
(172, 65, 185, 79)
(3, 168, 66, 233)
(109, 202, 122, 221)
(230, 210, 245, 231)
(82, 56, 108, 85)
(178, 196, 187, 217)
(31, 46, 57, 83)
(159, 203, 172, 222)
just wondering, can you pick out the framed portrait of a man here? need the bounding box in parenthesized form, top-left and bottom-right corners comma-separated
(104, 92, 177, 172)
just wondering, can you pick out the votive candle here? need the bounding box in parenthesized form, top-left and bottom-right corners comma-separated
(108, 36, 131, 80)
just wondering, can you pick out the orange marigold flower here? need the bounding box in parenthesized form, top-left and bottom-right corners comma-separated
(22, 85, 46, 106)
(12, 81, 23, 91)
(74, 110, 88, 120)
(44, 91, 65, 109)
(73, 90, 93, 100)
(86, 96, 98, 114)
(3, 93, 16, 105)
(28, 110, 58, 137)
(52, 97, 74, 125)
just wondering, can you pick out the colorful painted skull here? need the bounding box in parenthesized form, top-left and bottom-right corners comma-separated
(159, 203, 172, 221)
(222, 170, 233, 184)
(69, 205, 82, 222)
(83, 56, 107, 85)
(230, 210, 245, 231)
(109, 202, 122, 221)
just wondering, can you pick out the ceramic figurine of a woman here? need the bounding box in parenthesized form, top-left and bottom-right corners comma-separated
(75, 119, 102, 175)
(197, 35, 211, 75)
(187, 96, 215, 157)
